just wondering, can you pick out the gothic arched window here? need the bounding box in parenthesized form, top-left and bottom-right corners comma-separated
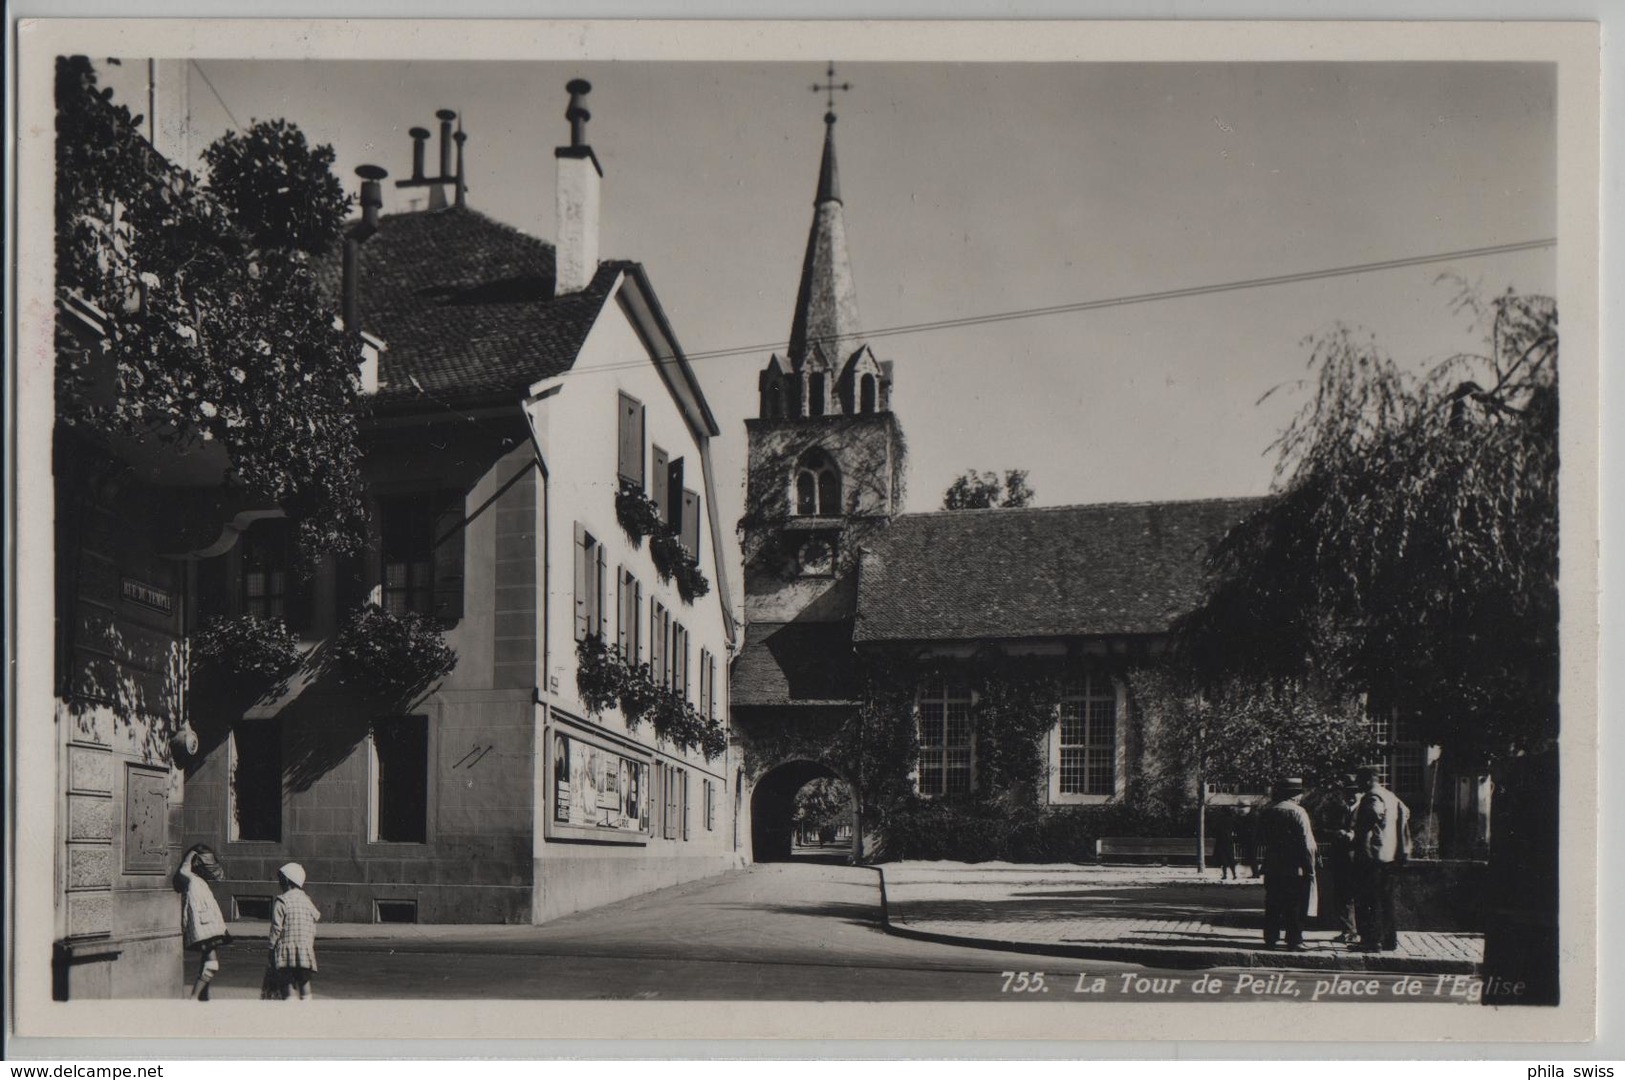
(793, 451, 841, 517)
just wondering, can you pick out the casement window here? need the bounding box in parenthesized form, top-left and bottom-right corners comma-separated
(371, 716, 429, 844)
(617, 392, 646, 487)
(1057, 672, 1118, 797)
(661, 763, 680, 840)
(617, 569, 643, 661)
(381, 491, 465, 622)
(229, 721, 283, 842)
(573, 525, 607, 642)
(681, 768, 691, 841)
(666, 457, 685, 532)
(699, 648, 718, 722)
(651, 446, 670, 522)
(670, 622, 690, 699)
(917, 678, 973, 796)
(680, 489, 702, 558)
(793, 450, 841, 517)
(240, 519, 312, 630)
(1371, 710, 1426, 801)
(650, 600, 669, 686)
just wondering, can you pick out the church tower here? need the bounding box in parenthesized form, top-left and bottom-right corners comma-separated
(741, 90, 906, 625)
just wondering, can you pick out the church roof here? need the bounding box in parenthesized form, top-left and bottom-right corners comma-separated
(731, 620, 859, 706)
(852, 497, 1268, 643)
(785, 118, 865, 371)
(319, 206, 622, 406)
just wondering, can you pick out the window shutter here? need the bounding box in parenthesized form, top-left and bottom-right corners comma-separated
(651, 447, 669, 523)
(432, 491, 465, 624)
(617, 393, 645, 487)
(667, 458, 685, 533)
(616, 568, 628, 656)
(681, 489, 701, 557)
(594, 543, 607, 638)
(573, 524, 589, 642)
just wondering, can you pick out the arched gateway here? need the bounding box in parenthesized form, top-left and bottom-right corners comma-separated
(748, 759, 850, 862)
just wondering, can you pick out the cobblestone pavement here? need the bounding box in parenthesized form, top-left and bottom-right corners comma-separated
(881, 862, 1484, 973)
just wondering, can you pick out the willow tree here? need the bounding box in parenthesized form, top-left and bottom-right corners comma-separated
(1178, 289, 1558, 1001)
(1181, 291, 1557, 767)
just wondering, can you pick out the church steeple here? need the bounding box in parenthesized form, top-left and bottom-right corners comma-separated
(759, 69, 893, 422)
(786, 112, 863, 374)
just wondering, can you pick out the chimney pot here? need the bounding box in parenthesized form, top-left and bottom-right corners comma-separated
(407, 127, 429, 182)
(436, 109, 456, 178)
(344, 164, 389, 336)
(555, 81, 602, 296)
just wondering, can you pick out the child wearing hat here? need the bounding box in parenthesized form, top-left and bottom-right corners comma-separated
(268, 862, 321, 1000)
(176, 844, 231, 1000)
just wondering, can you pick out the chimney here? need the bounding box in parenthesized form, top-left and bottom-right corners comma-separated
(396, 112, 460, 211)
(554, 79, 602, 297)
(343, 164, 388, 336)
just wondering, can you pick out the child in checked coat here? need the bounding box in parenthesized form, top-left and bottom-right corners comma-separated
(268, 862, 321, 1000)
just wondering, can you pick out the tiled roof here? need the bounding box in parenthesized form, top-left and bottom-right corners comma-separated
(852, 498, 1267, 643)
(321, 207, 621, 404)
(731, 620, 858, 706)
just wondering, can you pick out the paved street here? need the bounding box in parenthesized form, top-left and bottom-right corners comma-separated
(202, 863, 1480, 1003)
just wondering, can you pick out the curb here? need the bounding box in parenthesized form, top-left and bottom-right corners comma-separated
(870, 867, 1479, 976)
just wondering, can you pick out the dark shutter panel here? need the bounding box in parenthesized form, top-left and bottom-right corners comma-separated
(432, 492, 465, 624)
(666, 458, 685, 533)
(680, 489, 701, 557)
(617, 393, 645, 487)
(573, 524, 589, 642)
(651, 447, 669, 523)
(594, 543, 607, 638)
(196, 553, 230, 623)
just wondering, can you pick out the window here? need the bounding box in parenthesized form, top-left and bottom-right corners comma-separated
(650, 600, 669, 687)
(704, 778, 717, 831)
(680, 489, 702, 558)
(380, 491, 464, 622)
(371, 716, 429, 844)
(574, 525, 606, 642)
(917, 679, 973, 796)
(665, 621, 689, 698)
(662, 763, 679, 840)
(793, 451, 841, 517)
(241, 519, 300, 626)
(617, 392, 646, 487)
(651, 446, 670, 522)
(617, 569, 643, 661)
(859, 373, 878, 413)
(1058, 672, 1118, 797)
(229, 722, 283, 842)
(808, 372, 827, 416)
(666, 457, 685, 532)
(681, 768, 691, 840)
(1372, 710, 1426, 800)
(699, 648, 718, 722)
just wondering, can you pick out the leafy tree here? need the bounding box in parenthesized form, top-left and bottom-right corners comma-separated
(793, 777, 853, 838)
(55, 56, 368, 568)
(1179, 290, 1557, 770)
(942, 468, 1034, 510)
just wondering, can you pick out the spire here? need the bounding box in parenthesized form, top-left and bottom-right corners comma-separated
(787, 109, 862, 370)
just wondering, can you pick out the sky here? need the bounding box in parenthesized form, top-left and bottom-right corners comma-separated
(100, 58, 1556, 579)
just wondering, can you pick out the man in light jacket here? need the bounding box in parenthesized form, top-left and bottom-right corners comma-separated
(1352, 764, 1413, 951)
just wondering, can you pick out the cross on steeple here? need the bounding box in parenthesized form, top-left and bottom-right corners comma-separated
(810, 62, 851, 123)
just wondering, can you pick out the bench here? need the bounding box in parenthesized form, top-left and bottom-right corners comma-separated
(1096, 837, 1216, 866)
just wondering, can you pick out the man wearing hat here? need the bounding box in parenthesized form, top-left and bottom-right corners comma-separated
(1352, 765, 1412, 951)
(1257, 776, 1317, 950)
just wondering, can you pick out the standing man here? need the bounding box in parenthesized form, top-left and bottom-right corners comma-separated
(1258, 777, 1317, 951)
(1352, 764, 1413, 952)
